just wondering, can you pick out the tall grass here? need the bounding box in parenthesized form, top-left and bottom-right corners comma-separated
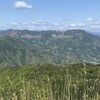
(0, 64, 100, 100)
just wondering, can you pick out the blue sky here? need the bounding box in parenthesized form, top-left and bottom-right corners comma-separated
(0, 0, 100, 31)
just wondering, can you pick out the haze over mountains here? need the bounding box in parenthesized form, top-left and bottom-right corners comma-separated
(0, 29, 100, 68)
(89, 32, 100, 36)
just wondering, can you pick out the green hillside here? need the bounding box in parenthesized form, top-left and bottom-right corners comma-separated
(0, 30, 100, 67)
(0, 36, 35, 67)
(0, 63, 100, 100)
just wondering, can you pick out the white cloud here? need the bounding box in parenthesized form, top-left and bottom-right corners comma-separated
(52, 23, 60, 26)
(32, 21, 51, 27)
(68, 23, 86, 30)
(14, 1, 32, 9)
(31, 21, 65, 30)
(85, 17, 96, 22)
(70, 24, 76, 27)
(32, 21, 44, 27)
(77, 23, 84, 26)
(11, 22, 19, 26)
(2, 17, 100, 31)
(91, 25, 100, 29)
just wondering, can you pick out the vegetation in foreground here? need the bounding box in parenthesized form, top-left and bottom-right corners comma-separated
(0, 63, 100, 100)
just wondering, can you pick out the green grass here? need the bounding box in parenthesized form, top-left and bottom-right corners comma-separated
(0, 63, 100, 100)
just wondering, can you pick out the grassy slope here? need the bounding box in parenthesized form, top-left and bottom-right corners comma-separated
(0, 63, 100, 100)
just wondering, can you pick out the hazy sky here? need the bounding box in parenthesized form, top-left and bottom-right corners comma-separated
(0, 0, 100, 31)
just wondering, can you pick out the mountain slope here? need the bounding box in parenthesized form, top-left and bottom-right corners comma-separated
(0, 30, 100, 67)
(0, 36, 36, 67)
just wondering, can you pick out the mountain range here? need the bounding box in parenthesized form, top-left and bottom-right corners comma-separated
(0, 29, 100, 68)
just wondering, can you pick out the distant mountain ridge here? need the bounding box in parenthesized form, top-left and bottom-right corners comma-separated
(0, 29, 86, 36)
(89, 32, 100, 36)
(0, 29, 100, 67)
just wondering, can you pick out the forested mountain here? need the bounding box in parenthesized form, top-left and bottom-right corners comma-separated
(0, 29, 100, 67)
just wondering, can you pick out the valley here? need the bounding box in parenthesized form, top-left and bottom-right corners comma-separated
(0, 29, 100, 67)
